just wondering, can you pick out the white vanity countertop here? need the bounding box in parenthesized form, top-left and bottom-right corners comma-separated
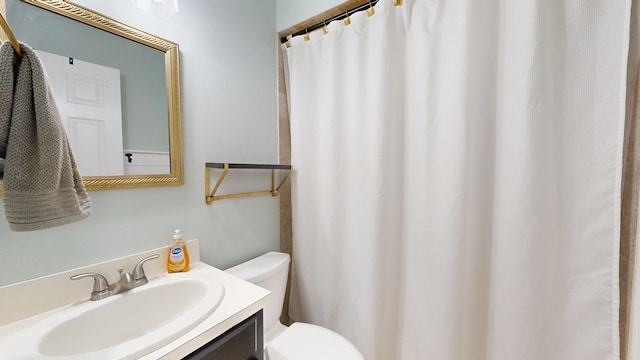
(0, 241, 270, 359)
(141, 262, 270, 359)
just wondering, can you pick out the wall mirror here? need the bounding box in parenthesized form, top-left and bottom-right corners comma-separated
(1, 0, 183, 191)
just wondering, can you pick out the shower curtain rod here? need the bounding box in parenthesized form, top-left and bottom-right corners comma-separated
(280, 0, 380, 44)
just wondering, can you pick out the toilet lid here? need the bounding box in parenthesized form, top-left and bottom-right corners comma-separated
(267, 322, 365, 360)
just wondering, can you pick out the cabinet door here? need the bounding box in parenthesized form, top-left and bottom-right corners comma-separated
(183, 310, 263, 360)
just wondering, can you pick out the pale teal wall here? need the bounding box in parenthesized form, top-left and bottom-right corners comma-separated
(0, 0, 279, 286)
(277, 0, 344, 31)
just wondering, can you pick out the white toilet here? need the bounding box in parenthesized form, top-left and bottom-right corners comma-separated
(225, 252, 365, 360)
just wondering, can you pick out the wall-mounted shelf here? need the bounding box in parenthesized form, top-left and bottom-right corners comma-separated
(205, 162, 293, 205)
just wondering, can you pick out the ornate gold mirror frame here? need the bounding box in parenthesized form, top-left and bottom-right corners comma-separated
(0, 0, 183, 192)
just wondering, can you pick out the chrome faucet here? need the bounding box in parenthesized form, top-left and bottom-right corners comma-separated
(70, 254, 160, 301)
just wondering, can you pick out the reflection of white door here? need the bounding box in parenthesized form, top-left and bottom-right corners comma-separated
(36, 50, 124, 176)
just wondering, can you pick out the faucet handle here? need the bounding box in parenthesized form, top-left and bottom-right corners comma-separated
(70, 272, 112, 301)
(132, 254, 160, 287)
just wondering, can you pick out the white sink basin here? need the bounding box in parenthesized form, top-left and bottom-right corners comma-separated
(0, 269, 224, 360)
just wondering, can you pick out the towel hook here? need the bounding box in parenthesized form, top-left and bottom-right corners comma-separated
(0, 13, 22, 57)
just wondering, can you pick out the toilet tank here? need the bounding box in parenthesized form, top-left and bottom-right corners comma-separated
(225, 252, 290, 331)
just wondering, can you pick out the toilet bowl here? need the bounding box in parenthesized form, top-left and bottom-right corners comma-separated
(225, 252, 365, 360)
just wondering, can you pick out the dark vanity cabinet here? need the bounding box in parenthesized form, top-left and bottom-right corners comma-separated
(183, 311, 263, 360)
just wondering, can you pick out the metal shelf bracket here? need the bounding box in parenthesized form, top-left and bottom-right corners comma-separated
(205, 162, 293, 205)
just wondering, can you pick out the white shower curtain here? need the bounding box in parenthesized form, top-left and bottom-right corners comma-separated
(285, 0, 631, 359)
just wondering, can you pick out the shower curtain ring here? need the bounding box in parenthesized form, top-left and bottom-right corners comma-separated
(368, 1, 375, 16)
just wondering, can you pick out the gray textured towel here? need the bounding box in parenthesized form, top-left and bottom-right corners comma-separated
(0, 41, 91, 231)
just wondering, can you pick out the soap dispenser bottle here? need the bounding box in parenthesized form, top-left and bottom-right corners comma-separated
(167, 229, 189, 273)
